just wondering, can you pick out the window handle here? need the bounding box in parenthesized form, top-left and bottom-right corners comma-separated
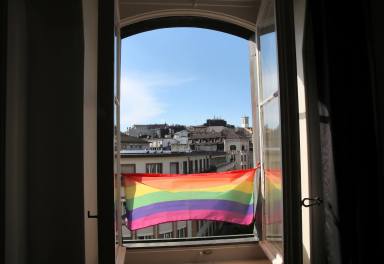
(301, 197, 323, 207)
(87, 210, 98, 219)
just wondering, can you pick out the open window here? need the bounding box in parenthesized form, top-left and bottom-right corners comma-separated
(104, 0, 303, 263)
(249, 0, 284, 258)
(117, 27, 258, 247)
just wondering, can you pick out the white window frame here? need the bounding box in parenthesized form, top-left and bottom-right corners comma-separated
(112, 2, 304, 264)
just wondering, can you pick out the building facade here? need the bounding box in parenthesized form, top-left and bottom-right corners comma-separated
(120, 133, 150, 150)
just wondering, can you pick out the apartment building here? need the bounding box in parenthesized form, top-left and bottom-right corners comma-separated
(120, 133, 149, 151)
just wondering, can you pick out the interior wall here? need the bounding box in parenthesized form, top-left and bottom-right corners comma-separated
(366, 0, 384, 233)
(326, 1, 380, 262)
(26, 1, 85, 262)
(83, 0, 99, 263)
(0, 0, 5, 259)
(6, 0, 86, 263)
(5, 0, 28, 262)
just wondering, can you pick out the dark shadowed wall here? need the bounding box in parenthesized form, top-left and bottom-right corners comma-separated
(5, 0, 85, 263)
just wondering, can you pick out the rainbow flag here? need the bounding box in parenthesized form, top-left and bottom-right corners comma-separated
(123, 168, 257, 230)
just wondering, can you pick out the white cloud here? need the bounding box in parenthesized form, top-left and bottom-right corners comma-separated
(120, 72, 196, 130)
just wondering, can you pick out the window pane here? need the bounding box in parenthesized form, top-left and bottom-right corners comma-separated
(260, 32, 279, 100)
(170, 162, 179, 174)
(146, 163, 162, 173)
(262, 98, 283, 241)
(188, 160, 193, 173)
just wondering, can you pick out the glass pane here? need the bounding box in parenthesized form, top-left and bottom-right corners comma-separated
(262, 98, 283, 242)
(183, 161, 188, 174)
(145, 163, 163, 173)
(260, 32, 279, 100)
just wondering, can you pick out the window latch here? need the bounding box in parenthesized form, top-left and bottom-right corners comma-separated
(87, 210, 98, 219)
(301, 197, 323, 207)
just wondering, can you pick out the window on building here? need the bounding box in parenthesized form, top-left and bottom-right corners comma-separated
(177, 228, 186, 238)
(159, 232, 172, 239)
(177, 221, 187, 238)
(117, 9, 287, 253)
(217, 143, 224, 151)
(183, 161, 188, 174)
(170, 162, 179, 174)
(137, 235, 153, 240)
(188, 160, 193, 173)
(145, 163, 163, 173)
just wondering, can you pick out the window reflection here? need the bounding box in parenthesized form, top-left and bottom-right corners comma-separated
(260, 33, 279, 101)
(259, 32, 283, 243)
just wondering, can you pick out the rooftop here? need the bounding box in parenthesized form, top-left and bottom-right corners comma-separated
(120, 150, 227, 158)
(189, 127, 252, 140)
(121, 134, 149, 144)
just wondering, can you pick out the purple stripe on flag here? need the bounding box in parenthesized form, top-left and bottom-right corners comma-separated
(128, 210, 254, 230)
(126, 199, 253, 220)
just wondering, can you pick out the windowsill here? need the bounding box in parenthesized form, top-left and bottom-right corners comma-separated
(259, 241, 283, 264)
(123, 234, 258, 249)
(123, 239, 270, 264)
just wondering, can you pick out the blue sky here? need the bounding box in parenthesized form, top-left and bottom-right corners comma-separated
(120, 28, 253, 130)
